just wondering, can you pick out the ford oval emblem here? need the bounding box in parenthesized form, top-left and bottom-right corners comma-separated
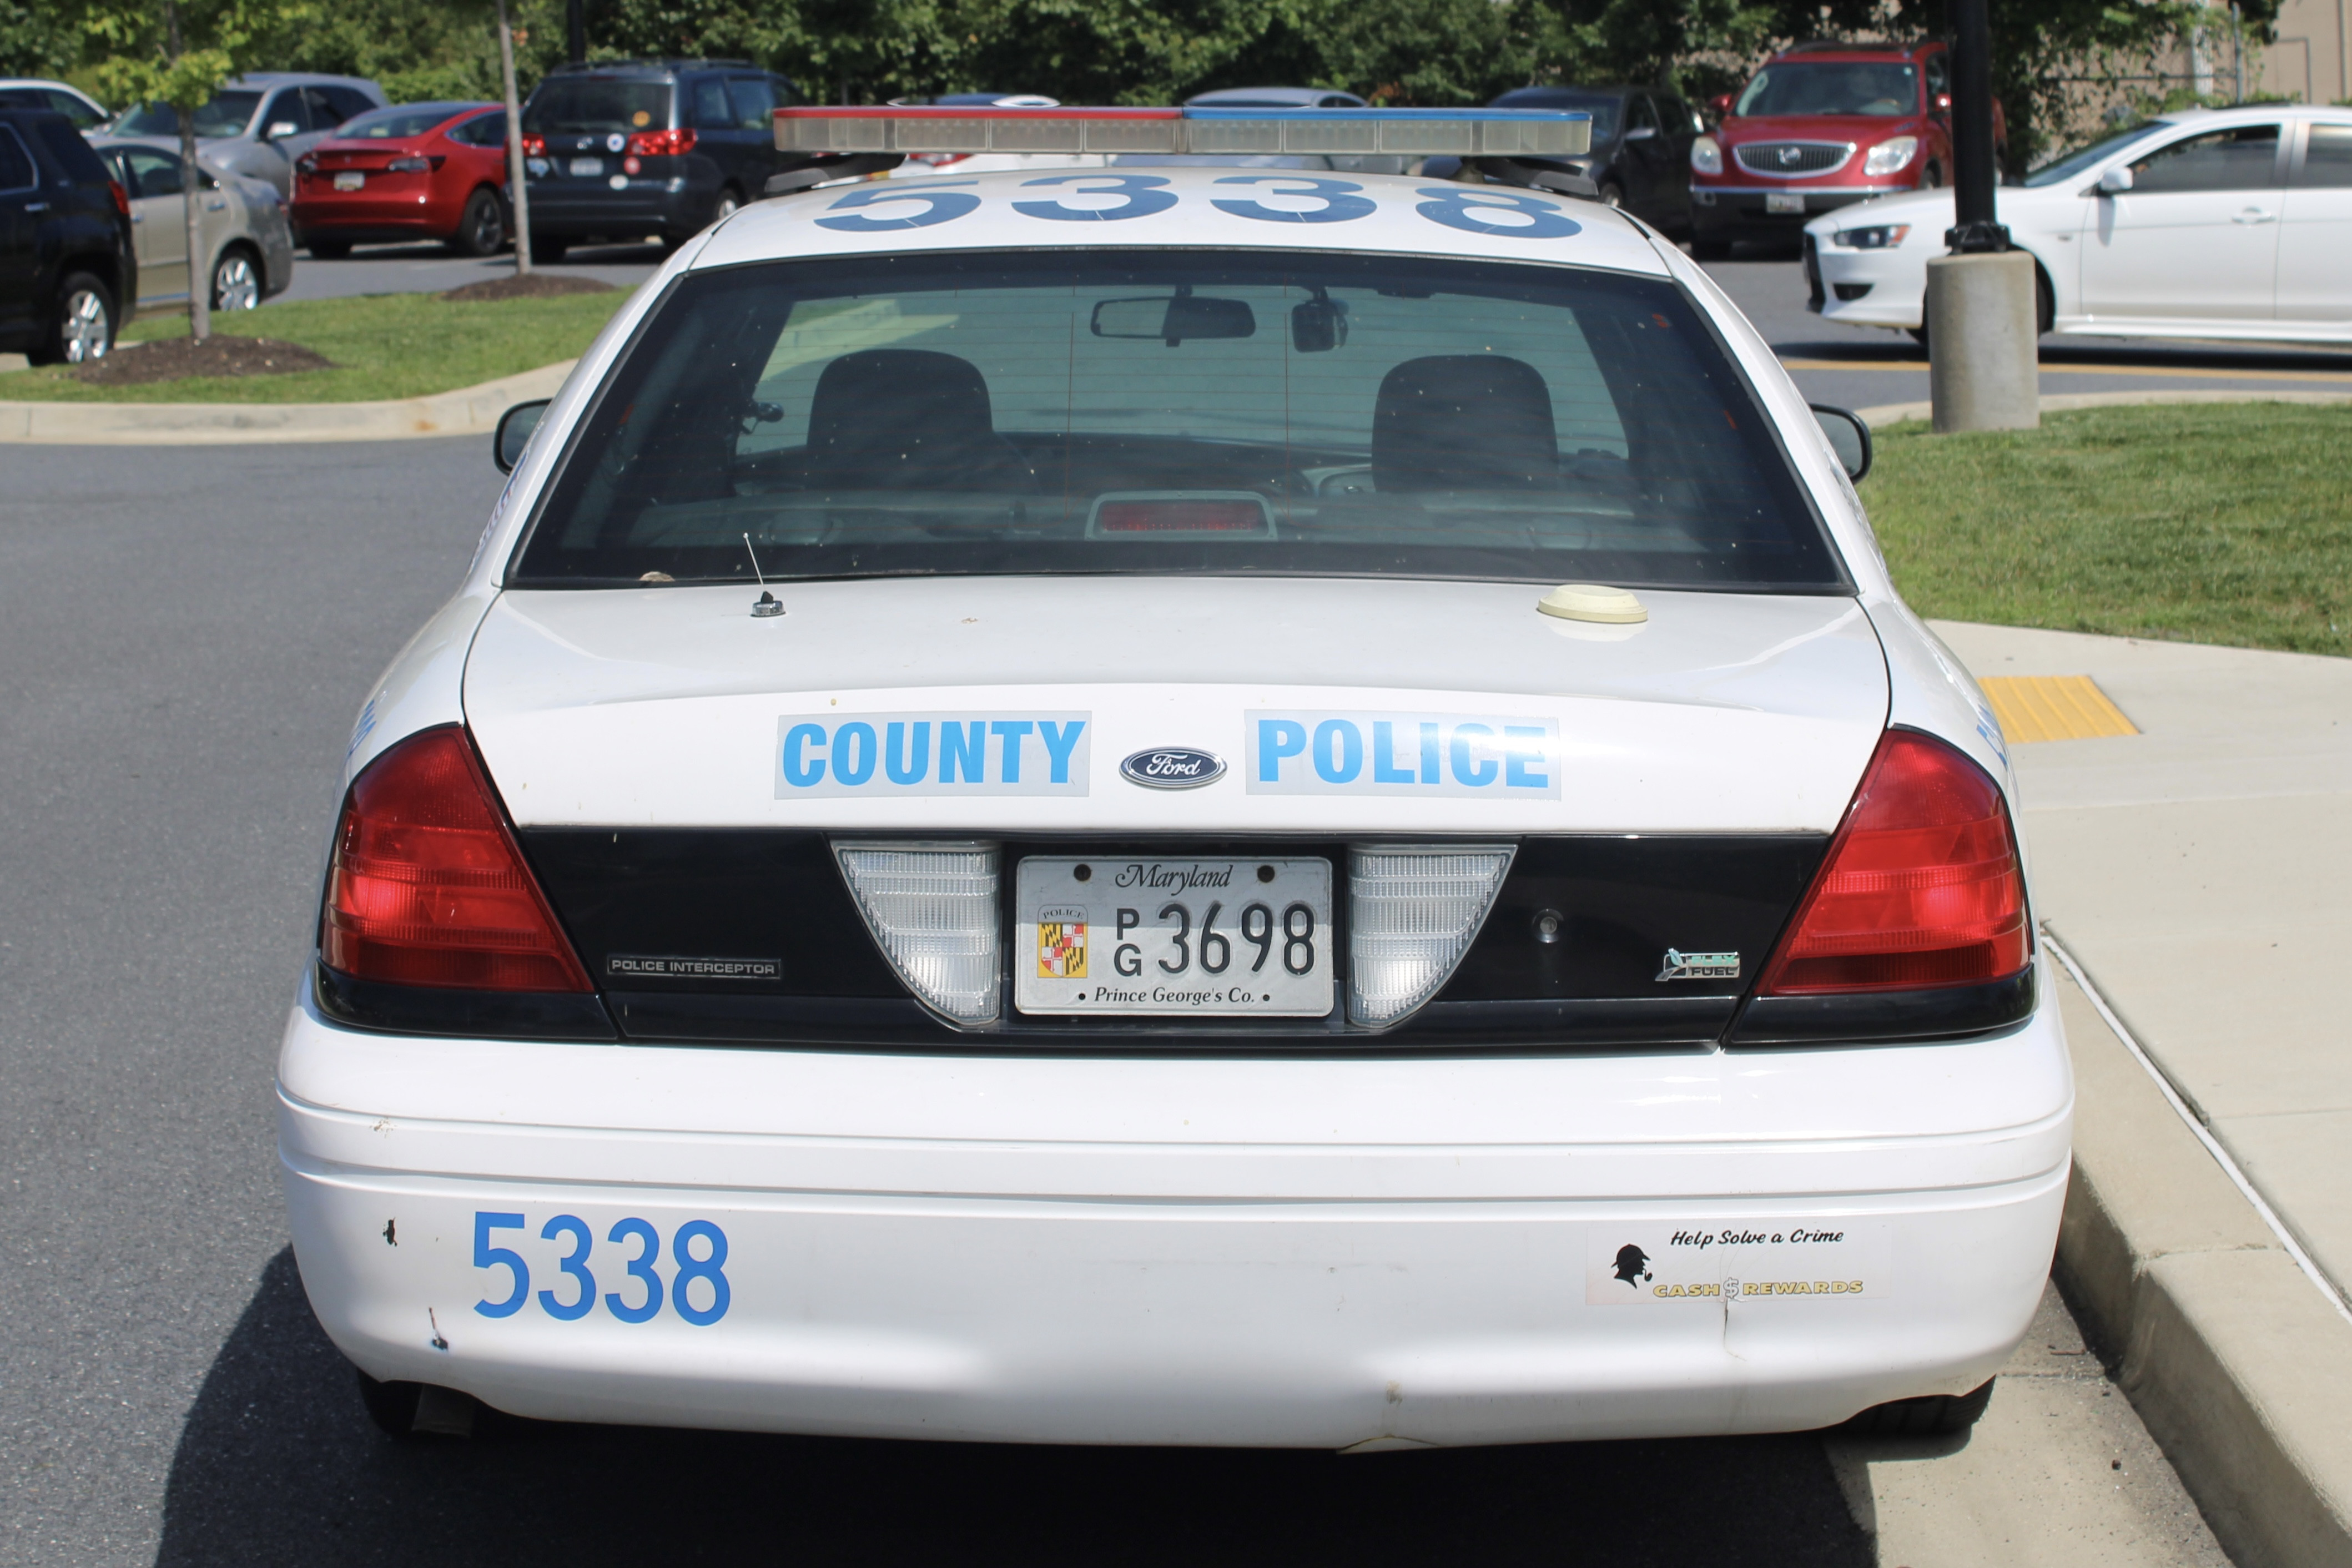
(1120, 748, 1226, 790)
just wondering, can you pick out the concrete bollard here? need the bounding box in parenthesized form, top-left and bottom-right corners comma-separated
(1925, 251, 2039, 433)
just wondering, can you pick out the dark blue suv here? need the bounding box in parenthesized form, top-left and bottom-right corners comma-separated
(519, 60, 799, 259)
(0, 108, 137, 364)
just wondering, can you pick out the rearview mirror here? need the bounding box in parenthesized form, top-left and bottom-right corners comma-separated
(494, 397, 549, 473)
(2097, 164, 2133, 193)
(1809, 403, 1872, 482)
(1091, 293, 1256, 345)
(1291, 294, 1348, 353)
(265, 120, 299, 140)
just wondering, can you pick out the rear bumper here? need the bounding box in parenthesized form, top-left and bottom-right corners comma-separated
(522, 178, 702, 239)
(279, 969, 2072, 1447)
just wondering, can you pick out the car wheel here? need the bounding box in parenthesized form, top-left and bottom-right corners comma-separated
(529, 234, 567, 264)
(1689, 239, 1731, 261)
(714, 187, 742, 224)
(1598, 180, 1625, 209)
(308, 238, 352, 259)
(211, 248, 262, 312)
(31, 272, 115, 366)
(2035, 261, 2054, 335)
(451, 188, 507, 258)
(1922, 162, 1942, 188)
(1839, 1378, 1995, 1436)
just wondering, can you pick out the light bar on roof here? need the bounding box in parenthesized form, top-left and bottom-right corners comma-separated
(774, 105, 1589, 159)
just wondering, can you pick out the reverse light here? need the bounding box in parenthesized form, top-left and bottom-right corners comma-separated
(836, 842, 1001, 1024)
(627, 127, 696, 157)
(1834, 223, 1910, 249)
(1690, 134, 1723, 175)
(1760, 729, 2028, 995)
(1347, 844, 1515, 1027)
(1862, 135, 1920, 176)
(320, 727, 591, 993)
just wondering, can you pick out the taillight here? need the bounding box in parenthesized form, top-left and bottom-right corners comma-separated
(295, 154, 318, 176)
(320, 727, 591, 993)
(108, 179, 130, 216)
(1759, 728, 2028, 995)
(626, 127, 696, 157)
(386, 154, 441, 173)
(522, 134, 546, 156)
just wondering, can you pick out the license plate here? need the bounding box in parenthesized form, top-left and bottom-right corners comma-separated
(568, 157, 603, 177)
(1015, 856, 1334, 1018)
(333, 170, 364, 191)
(1766, 191, 1806, 214)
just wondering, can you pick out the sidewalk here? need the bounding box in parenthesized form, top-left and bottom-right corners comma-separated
(1933, 619, 2352, 1566)
(0, 359, 575, 445)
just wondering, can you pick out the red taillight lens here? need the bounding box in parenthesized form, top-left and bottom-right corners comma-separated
(108, 179, 130, 216)
(1760, 728, 2029, 995)
(321, 727, 591, 993)
(521, 134, 546, 156)
(626, 127, 696, 157)
(386, 154, 441, 173)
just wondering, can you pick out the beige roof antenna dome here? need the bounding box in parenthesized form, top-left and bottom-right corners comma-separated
(1537, 583, 1647, 624)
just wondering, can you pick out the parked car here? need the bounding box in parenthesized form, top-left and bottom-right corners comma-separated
(93, 136, 294, 313)
(1689, 38, 2002, 258)
(113, 73, 386, 199)
(1183, 86, 1371, 109)
(1430, 85, 1701, 234)
(293, 102, 511, 258)
(0, 79, 110, 133)
(0, 108, 136, 363)
(1808, 105, 2352, 346)
(520, 60, 799, 259)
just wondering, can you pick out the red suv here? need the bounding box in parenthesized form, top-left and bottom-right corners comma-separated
(1688, 39, 2003, 258)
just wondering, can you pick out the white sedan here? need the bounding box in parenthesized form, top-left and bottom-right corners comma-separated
(1809, 104, 2352, 344)
(280, 108, 2066, 1450)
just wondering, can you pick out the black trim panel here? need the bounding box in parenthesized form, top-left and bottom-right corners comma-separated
(312, 960, 619, 1041)
(1727, 967, 2036, 1047)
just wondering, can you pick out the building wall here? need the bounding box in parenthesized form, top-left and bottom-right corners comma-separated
(2263, 0, 2350, 104)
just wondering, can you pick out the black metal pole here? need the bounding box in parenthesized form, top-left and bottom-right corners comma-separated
(566, 0, 587, 65)
(1946, 0, 2007, 251)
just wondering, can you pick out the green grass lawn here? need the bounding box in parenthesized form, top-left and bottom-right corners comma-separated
(0, 289, 631, 403)
(1867, 404, 2351, 658)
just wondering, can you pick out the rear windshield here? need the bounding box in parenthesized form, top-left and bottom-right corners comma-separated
(119, 91, 260, 138)
(525, 79, 671, 134)
(1735, 63, 1917, 118)
(510, 249, 1843, 591)
(337, 103, 474, 139)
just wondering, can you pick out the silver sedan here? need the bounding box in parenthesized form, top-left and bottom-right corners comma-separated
(91, 137, 295, 317)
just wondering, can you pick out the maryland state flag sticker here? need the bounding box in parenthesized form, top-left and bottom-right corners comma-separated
(1037, 906, 1087, 978)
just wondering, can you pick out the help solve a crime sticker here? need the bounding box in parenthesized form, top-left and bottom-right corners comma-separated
(1586, 1221, 1891, 1305)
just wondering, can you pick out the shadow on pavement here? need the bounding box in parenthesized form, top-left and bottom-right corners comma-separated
(158, 1248, 1871, 1567)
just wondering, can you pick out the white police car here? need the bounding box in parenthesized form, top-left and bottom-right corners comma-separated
(282, 104, 2066, 1448)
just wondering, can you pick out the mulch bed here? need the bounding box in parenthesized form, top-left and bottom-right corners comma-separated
(72, 335, 335, 385)
(440, 273, 616, 304)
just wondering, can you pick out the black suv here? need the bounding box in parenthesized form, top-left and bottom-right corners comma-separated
(0, 108, 137, 364)
(519, 59, 799, 258)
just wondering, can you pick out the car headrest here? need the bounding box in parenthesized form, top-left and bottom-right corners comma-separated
(1372, 355, 1560, 493)
(807, 349, 1006, 486)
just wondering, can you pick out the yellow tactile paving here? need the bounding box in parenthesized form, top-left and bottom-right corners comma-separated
(1978, 675, 2141, 743)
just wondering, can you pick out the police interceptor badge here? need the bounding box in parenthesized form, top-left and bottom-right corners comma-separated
(1121, 748, 1225, 789)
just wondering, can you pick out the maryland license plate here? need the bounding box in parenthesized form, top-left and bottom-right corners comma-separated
(568, 157, 603, 177)
(1015, 856, 1334, 1018)
(333, 170, 364, 191)
(1766, 191, 1806, 214)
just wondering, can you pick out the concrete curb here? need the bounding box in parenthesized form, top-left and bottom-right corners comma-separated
(2047, 939, 2352, 1568)
(1858, 387, 2352, 428)
(0, 360, 576, 445)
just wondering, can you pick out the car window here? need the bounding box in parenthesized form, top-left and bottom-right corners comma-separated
(447, 109, 506, 147)
(1489, 89, 1620, 143)
(32, 118, 109, 182)
(1627, 95, 1659, 134)
(324, 85, 377, 122)
(512, 250, 1842, 592)
(525, 79, 671, 134)
(2022, 122, 2162, 186)
(304, 87, 351, 132)
(689, 77, 733, 130)
(2129, 124, 2280, 192)
(119, 147, 185, 198)
(1736, 63, 1917, 118)
(117, 90, 261, 138)
(2298, 123, 2352, 187)
(0, 126, 34, 193)
(340, 103, 473, 139)
(727, 76, 776, 131)
(41, 89, 105, 129)
(1924, 54, 1950, 99)
(263, 89, 311, 134)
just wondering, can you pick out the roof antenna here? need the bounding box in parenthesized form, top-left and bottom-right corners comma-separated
(743, 533, 784, 618)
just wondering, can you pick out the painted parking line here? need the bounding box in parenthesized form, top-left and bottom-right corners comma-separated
(1978, 675, 2139, 743)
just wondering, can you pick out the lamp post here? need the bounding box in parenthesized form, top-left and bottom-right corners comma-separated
(1925, 0, 2038, 432)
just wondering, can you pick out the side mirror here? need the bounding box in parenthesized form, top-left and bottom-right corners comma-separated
(1624, 124, 1657, 142)
(1708, 93, 1733, 118)
(494, 398, 549, 473)
(2097, 164, 2133, 194)
(1809, 404, 1872, 483)
(1933, 92, 1952, 113)
(264, 120, 300, 140)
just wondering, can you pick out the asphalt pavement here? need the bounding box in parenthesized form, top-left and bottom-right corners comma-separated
(0, 436, 2239, 1565)
(271, 239, 661, 304)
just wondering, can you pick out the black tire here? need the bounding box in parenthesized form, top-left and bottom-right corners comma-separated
(308, 238, 352, 259)
(1841, 1378, 1995, 1436)
(1689, 238, 1732, 261)
(450, 187, 507, 258)
(1923, 162, 1942, 189)
(2035, 263, 2055, 336)
(529, 234, 567, 264)
(28, 270, 115, 366)
(355, 1369, 425, 1438)
(1908, 323, 1930, 350)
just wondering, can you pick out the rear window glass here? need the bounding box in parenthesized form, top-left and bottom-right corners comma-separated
(510, 250, 1843, 592)
(338, 103, 474, 139)
(525, 79, 670, 134)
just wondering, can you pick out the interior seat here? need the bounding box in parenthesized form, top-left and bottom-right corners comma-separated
(803, 349, 1034, 491)
(1371, 355, 1561, 493)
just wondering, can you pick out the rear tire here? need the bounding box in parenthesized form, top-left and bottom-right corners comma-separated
(450, 187, 507, 258)
(308, 238, 351, 259)
(1689, 238, 1732, 261)
(29, 271, 115, 365)
(529, 234, 567, 263)
(1841, 1378, 1995, 1436)
(211, 246, 262, 311)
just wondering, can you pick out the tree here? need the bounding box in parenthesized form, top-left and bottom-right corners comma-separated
(85, 0, 311, 342)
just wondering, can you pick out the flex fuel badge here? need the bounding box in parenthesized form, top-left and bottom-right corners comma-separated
(1586, 1222, 1890, 1305)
